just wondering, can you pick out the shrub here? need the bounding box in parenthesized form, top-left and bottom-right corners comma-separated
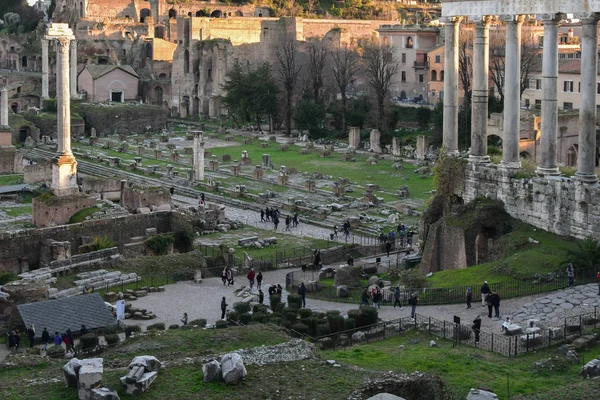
(389, 268, 429, 289)
(227, 310, 239, 322)
(313, 312, 326, 320)
(216, 320, 229, 329)
(316, 323, 331, 337)
(80, 333, 99, 350)
(252, 304, 269, 313)
(104, 334, 119, 346)
(102, 325, 124, 335)
(291, 323, 309, 336)
(168, 324, 180, 330)
(147, 323, 166, 331)
(347, 309, 361, 325)
(284, 310, 298, 324)
(287, 294, 302, 310)
(298, 308, 313, 319)
(188, 319, 207, 328)
(234, 302, 251, 314)
(327, 314, 345, 333)
(270, 294, 284, 312)
(301, 317, 318, 336)
(268, 316, 282, 325)
(0, 273, 19, 285)
(125, 325, 142, 338)
(359, 305, 379, 326)
(344, 318, 356, 331)
(87, 236, 115, 252)
(47, 345, 65, 357)
(239, 313, 252, 325)
(251, 312, 268, 323)
(146, 234, 174, 255)
(173, 229, 194, 253)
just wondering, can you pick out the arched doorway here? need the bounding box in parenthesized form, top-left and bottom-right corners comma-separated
(182, 96, 190, 117)
(154, 25, 166, 39)
(431, 70, 437, 81)
(566, 144, 578, 167)
(196, 11, 207, 17)
(98, 57, 109, 65)
(11, 103, 18, 113)
(440, 70, 445, 81)
(21, 56, 27, 68)
(210, 10, 222, 18)
(140, 8, 151, 23)
(18, 126, 30, 142)
(193, 97, 200, 116)
(154, 86, 163, 105)
(520, 151, 532, 160)
(234, 11, 243, 16)
(158, 73, 167, 79)
(168, 9, 177, 19)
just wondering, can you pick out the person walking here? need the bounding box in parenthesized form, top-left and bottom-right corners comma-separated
(273, 215, 279, 231)
(480, 280, 490, 307)
(27, 325, 35, 348)
(373, 288, 381, 309)
(385, 240, 392, 257)
(200, 193, 205, 205)
(181, 312, 188, 326)
(221, 268, 228, 286)
(472, 315, 482, 344)
(298, 282, 307, 308)
(226, 268, 234, 287)
(260, 209, 265, 222)
(566, 263, 575, 287)
(220, 297, 228, 319)
(247, 268, 256, 289)
(313, 248, 321, 270)
(63, 331, 74, 355)
(265, 207, 271, 222)
(408, 293, 419, 319)
(489, 290, 501, 318)
(285, 215, 291, 231)
(256, 271, 263, 290)
(12, 330, 20, 353)
(485, 291, 494, 318)
(53, 331, 63, 348)
(466, 287, 472, 309)
(8, 331, 16, 353)
(361, 288, 370, 306)
(258, 289, 264, 304)
(293, 213, 299, 228)
(393, 286, 402, 309)
(41, 327, 50, 351)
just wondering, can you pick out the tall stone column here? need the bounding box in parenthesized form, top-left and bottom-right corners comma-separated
(536, 14, 562, 176)
(0, 88, 8, 127)
(46, 24, 78, 196)
(442, 17, 462, 156)
(575, 14, 600, 183)
(70, 40, 77, 98)
(41, 39, 49, 99)
(501, 15, 525, 169)
(469, 16, 492, 164)
(193, 130, 205, 181)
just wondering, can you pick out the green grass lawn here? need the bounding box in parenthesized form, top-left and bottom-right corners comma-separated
(1, 205, 32, 217)
(0, 174, 24, 186)
(68, 206, 102, 223)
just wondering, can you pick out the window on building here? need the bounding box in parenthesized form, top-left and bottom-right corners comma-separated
(406, 37, 413, 48)
(525, 99, 530, 108)
(434, 54, 441, 63)
(440, 70, 444, 81)
(523, 78, 529, 89)
(536, 79, 542, 90)
(563, 102, 573, 110)
(401, 71, 406, 82)
(439, 90, 444, 99)
(418, 73, 424, 83)
(597, 82, 600, 94)
(431, 70, 437, 81)
(535, 99, 542, 109)
(578, 82, 581, 92)
(401, 53, 406, 63)
(563, 81, 574, 92)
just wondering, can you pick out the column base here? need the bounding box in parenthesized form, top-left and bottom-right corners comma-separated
(574, 172, 598, 184)
(51, 155, 79, 197)
(535, 166, 560, 176)
(468, 155, 491, 164)
(445, 149, 460, 157)
(500, 160, 521, 169)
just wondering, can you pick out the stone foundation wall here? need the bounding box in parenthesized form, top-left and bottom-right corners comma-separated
(24, 162, 53, 183)
(464, 163, 600, 239)
(32, 195, 97, 228)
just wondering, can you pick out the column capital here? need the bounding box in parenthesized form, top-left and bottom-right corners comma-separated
(472, 15, 495, 26)
(538, 13, 564, 23)
(576, 13, 600, 24)
(55, 37, 71, 53)
(70, 40, 77, 48)
(440, 16, 463, 25)
(500, 14, 527, 24)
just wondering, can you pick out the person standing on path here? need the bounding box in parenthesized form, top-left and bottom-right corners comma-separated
(313, 248, 321, 270)
(373, 288, 381, 309)
(221, 268, 228, 286)
(247, 268, 256, 289)
(466, 287, 472, 309)
(409, 293, 419, 319)
(221, 297, 228, 319)
(181, 313, 188, 326)
(472, 315, 482, 344)
(265, 207, 271, 222)
(226, 268, 234, 287)
(293, 213, 299, 228)
(481, 281, 490, 306)
(256, 271, 263, 290)
(258, 290, 264, 304)
(8, 331, 15, 353)
(385, 241, 392, 257)
(27, 325, 35, 348)
(361, 288, 370, 306)
(485, 291, 494, 318)
(53, 331, 63, 347)
(260, 209, 265, 222)
(393, 286, 402, 309)
(41, 327, 50, 351)
(489, 290, 501, 318)
(299, 282, 307, 308)
(566, 264, 575, 287)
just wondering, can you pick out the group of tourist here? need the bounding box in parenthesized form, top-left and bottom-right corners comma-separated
(220, 267, 235, 287)
(260, 208, 300, 231)
(8, 325, 88, 354)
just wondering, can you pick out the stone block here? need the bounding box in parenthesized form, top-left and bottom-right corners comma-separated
(128, 355, 162, 373)
(202, 360, 222, 383)
(104, 292, 117, 303)
(120, 371, 158, 395)
(580, 358, 600, 378)
(90, 388, 120, 400)
(336, 285, 348, 298)
(366, 394, 406, 400)
(63, 358, 82, 388)
(467, 389, 498, 399)
(351, 331, 365, 342)
(221, 353, 247, 385)
(78, 358, 104, 400)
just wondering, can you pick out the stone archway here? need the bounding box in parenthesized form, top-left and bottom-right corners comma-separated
(210, 10, 222, 18)
(154, 86, 163, 105)
(154, 25, 166, 39)
(168, 9, 177, 19)
(196, 10, 207, 17)
(140, 8, 151, 23)
(193, 97, 200, 116)
(566, 144, 578, 167)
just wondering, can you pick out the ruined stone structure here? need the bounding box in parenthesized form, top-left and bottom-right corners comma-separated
(0, 88, 23, 174)
(192, 130, 205, 181)
(348, 126, 360, 149)
(442, 0, 600, 239)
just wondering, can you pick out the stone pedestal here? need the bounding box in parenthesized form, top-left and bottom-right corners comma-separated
(416, 135, 428, 160)
(392, 137, 401, 157)
(369, 129, 382, 153)
(51, 155, 79, 196)
(261, 154, 272, 169)
(154, 150, 162, 159)
(232, 162, 241, 176)
(253, 165, 263, 180)
(304, 179, 316, 191)
(277, 174, 289, 186)
(348, 126, 360, 149)
(193, 130, 205, 181)
(209, 158, 219, 171)
(333, 182, 345, 197)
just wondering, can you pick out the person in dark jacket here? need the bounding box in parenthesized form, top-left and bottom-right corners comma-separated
(27, 325, 35, 348)
(80, 325, 88, 335)
(408, 293, 419, 319)
(221, 297, 228, 319)
(361, 288, 370, 305)
(258, 290, 264, 304)
(13, 330, 21, 353)
(489, 290, 501, 318)
(393, 286, 402, 309)
(385, 241, 392, 257)
(466, 287, 472, 309)
(472, 315, 482, 344)
(299, 282, 307, 308)
(41, 327, 50, 351)
(8, 331, 15, 352)
(256, 271, 263, 290)
(313, 248, 321, 269)
(480, 281, 490, 306)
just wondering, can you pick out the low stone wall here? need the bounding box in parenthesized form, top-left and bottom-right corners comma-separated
(24, 161, 52, 183)
(33, 195, 97, 228)
(463, 163, 600, 239)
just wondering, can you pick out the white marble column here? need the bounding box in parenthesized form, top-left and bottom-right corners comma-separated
(41, 39, 49, 99)
(0, 88, 8, 127)
(469, 16, 492, 163)
(536, 14, 562, 176)
(501, 15, 525, 169)
(442, 17, 462, 156)
(70, 40, 77, 98)
(193, 130, 205, 181)
(56, 37, 72, 156)
(575, 14, 600, 183)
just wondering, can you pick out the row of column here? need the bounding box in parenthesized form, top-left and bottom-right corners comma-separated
(41, 38, 77, 99)
(442, 13, 599, 183)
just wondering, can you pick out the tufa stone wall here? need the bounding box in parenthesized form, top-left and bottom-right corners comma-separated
(75, 103, 167, 136)
(24, 162, 53, 183)
(32, 195, 97, 228)
(121, 186, 171, 212)
(464, 163, 600, 239)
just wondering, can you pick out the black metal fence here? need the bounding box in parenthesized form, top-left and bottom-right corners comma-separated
(312, 307, 599, 357)
(286, 266, 599, 306)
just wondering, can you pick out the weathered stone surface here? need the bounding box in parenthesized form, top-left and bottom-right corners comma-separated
(220, 353, 247, 385)
(368, 276, 382, 287)
(466, 388, 499, 399)
(572, 335, 597, 350)
(336, 285, 349, 298)
(128, 355, 161, 373)
(90, 388, 120, 400)
(566, 350, 579, 364)
(120, 371, 158, 395)
(202, 360, 222, 383)
(366, 394, 406, 400)
(63, 358, 81, 388)
(352, 331, 365, 342)
(78, 358, 104, 400)
(333, 265, 362, 287)
(580, 358, 600, 378)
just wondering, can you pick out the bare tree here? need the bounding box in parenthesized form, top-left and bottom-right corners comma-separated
(331, 44, 360, 134)
(362, 40, 398, 132)
(458, 27, 472, 107)
(276, 40, 303, 136)
(306, 43, 328, 103)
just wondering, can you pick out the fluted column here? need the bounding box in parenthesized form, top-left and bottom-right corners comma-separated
(56, 37, 72, 156)
(442, 16, 462, 156)
(70, 40, 77, 98)
(536, 14, 562, 176)
(0, 88, 8, 127)
(575, 14, 600, 183)
(469, 16, 492, 163)
(41, 39, 49, 99)
(193, 130, 205, 181)
(501, 15, 525, 169)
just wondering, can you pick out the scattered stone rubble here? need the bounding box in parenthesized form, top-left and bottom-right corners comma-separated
(466, 389, 499, 399)
(63, 358, 119, 400)
(120, 355, 162, 395)
(50, 270, 141, 299)
(237, 236, 278, 249)
(233, 339, 315, 366)
(203, 352, 247, 385)
(580, 357, 600, 378)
